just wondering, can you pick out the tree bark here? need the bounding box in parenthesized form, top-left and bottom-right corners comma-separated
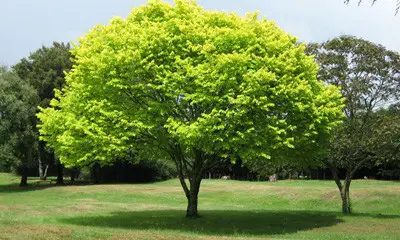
(20, 167, 28, 187)
(38, 141, 46, 180)
(186, 178, 201, 218)
(38, 158, 44, 180)
(341, 172, 352, 214)
(56, 163, 64, 184)
(340, 185, 351, 214)
(185, 149, 204, 218)
(170, 146, 205, 218)
(331, 165, 352, 214)
(43, 165, 49, 180)
(20, 146, 33, 187)
(186, 164, 203, 218)
(55, 154, 64, 185)
(70, 167, 79, 182)
(91, 162, 100, 184)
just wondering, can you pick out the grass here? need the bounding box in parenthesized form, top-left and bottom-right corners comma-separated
(0, 173, 399, 239)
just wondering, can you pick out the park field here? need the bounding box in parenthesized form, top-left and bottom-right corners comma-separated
(0, 173, 399, 240)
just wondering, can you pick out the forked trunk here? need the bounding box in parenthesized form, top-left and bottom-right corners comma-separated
(341, 180, 352, 214)
(331, 166, 352, 214)
(171, 147, 205, 218)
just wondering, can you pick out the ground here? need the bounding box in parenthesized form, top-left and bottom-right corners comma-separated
(0, 173, 399, 240)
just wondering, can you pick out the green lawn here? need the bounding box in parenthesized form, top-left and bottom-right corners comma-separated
(0, 173, 399, 240)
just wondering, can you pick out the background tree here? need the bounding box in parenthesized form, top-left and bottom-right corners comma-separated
(38, 0, 343, 218)
(307, 35, 400, 213)
(0, 67, 39, 186)
(13, 42, 72, 183)
(372, 104, 400, 178)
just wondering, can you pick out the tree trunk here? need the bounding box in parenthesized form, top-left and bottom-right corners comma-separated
(70, 167, 79, 182)
(20, 167, 28, 187)
(186, 176, 202, 218)
(20, 175, 28, 186)
(186, 192, 199, 218)
(43, 165, 49, 180)
(38, 141, 46, 180)
(38, 158, 44, 180)
(185, 149, 205, 218)
(331, 165, 352, 214)
(20, 146, 33, 187)
(340, 188, 351, 214)
(170, 146, 205, 218)
(341, 176, 352, 214)
(55, 154, 64, 185)
(57, 163, 64, 184)
(91, 162, 100, 184)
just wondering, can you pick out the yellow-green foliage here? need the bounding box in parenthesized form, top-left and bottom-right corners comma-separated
(38, 0, 343, 167)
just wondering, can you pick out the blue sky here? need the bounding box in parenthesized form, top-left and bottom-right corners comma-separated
(1, 0, 399, 66)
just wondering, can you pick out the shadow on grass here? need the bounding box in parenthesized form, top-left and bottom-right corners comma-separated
(60, 210, 344, 236)
(0, 180, 92, 193)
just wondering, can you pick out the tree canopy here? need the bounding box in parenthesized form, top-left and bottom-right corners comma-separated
(38, 0, 344, 217)
(307, 35, 400, 213)
(14, 42, 72, 109)
(0, 67, 38, 185)
(12, 42, 73, 183)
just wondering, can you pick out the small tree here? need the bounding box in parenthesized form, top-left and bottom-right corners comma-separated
(0, 67, 39, 186)
(307, 35, 400, 213)
(14, 42, 72, 183)
(38, 0, 343, 217)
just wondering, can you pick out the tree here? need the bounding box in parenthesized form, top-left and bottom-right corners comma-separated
(38, 0, 343, 218)
(372, 104, 400, 178)
(13, 42, 72, 183)
(307, 35, 400, 213)
(0, 67, 39, 186)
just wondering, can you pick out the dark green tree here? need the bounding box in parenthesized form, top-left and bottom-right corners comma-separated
(13, 42, 72, 183)
(307, 35, 400, 213)
(0, 67, 39, 186)
(372, 104, 400, 178)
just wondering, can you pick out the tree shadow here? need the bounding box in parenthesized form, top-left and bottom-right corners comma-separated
(349, 212, 400, 219)
(61, 210, 344, 236)
(0, 180, 92, 193)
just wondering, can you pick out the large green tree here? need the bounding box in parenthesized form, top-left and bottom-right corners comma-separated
(38, 0, 343, 217)
(0, 67, 39, 186)
(307, 35, 400, 213)
(14, 42, 72, 183)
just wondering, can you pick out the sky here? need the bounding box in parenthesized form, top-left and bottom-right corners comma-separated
(1, 0, 399, 67)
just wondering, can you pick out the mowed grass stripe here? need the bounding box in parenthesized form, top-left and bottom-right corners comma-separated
(0, 173, 399, 239)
